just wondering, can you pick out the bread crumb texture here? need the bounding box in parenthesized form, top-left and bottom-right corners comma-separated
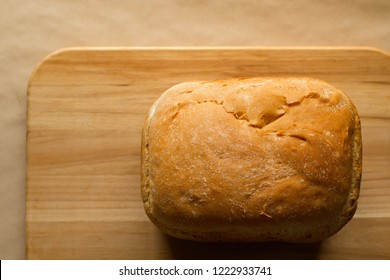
(141, 77, 361, 242)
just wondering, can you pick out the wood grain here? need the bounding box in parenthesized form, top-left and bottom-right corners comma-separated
(27, 47, 390, 259)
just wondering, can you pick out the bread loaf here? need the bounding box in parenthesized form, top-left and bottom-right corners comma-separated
(141, 77, 362, 242)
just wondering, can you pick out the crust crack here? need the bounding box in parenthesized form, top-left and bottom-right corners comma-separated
(194, 99, 285, 129)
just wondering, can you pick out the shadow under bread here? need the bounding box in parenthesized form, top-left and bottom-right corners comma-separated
(162, 233, 323, 260)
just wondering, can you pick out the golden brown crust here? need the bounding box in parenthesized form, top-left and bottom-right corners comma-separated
(141, 77, 362, 242)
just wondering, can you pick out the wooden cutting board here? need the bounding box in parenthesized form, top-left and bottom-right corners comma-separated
(27, 47, 390, 260)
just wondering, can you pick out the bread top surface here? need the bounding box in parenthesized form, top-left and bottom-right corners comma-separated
(142, 77, 361, 240)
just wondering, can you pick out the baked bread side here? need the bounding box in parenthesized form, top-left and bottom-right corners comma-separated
(141, 77, 362, 242)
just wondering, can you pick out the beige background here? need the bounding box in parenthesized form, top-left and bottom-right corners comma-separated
(1, 0, 389, 260)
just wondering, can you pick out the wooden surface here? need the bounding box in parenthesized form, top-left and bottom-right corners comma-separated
(26, 47, 390, 260)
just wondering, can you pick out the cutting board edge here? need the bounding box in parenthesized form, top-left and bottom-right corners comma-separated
(27, 46, 390, 87)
